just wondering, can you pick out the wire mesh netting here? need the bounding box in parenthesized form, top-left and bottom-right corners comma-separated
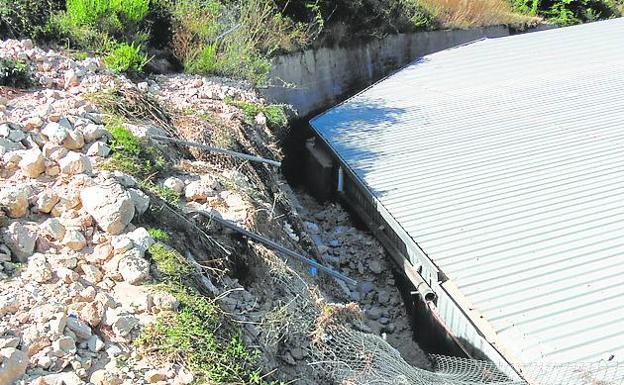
(259, 252, 622, 385)
(309, 320, 624, 385)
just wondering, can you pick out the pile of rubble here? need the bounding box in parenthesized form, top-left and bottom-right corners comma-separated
(0, 39, 242, 385)
(1, 37, 432, 385)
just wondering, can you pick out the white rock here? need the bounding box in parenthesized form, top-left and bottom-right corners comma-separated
(66, 315, 92, 339)
(64, 69, 79, 89)
(87, 335, 105, 352)
(24, 116, 44, 131)
(137, 82, 149, 92)
(80, 123, 107, 142)
(40, 372, 83, 385)
(111, 236, 134, 253)
(18, 149, 45, 178)
(91, 369, 122, 385)
(112, 314, 139, 337)
(86, 141, 110, 157)
(0, 348, 28, 385)
(128, 188, 150, 215)
(128, 227, 154, 253)
(145, 369, 167, 383)
(36, 190, 60, 213)
(56, 267, 79, 283)
(80, 183, 135, 235)
(42, 122, 68, 144)
(49, 312, 68, 335)
(185, 178, 217, 202)
(152, 292, 179, 312)
(118, 253, 150, 284)
(2, 222, 37, 262)
(42, 142, 68, 161)
(41, 218, 66, 240)
(61, 129, 85, 150)
(0, 294, 18, 316)
(0, 337, 19, 349)
(163, 177, 185, 194)
(52, 335, 76, 354)
(62, 228, 87, 251)
(0, 186, 29, 218)
(81, 264, 103, 283)
(59, 151, 91, 175)
(80, 301, 104, 327)
(48, 254, 78, 269)
(26, 253, 52, 283)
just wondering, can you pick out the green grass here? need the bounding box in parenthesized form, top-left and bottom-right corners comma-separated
(148, 228, 172, 242)
(104, 42, 150, 73)
(66, 0, 149, 26)
(138, 241, 280, 385)
(224, 97, 288, 128)
(98, 117, 182, 205)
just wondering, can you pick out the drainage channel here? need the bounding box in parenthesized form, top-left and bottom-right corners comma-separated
(281, 117, 464, 362)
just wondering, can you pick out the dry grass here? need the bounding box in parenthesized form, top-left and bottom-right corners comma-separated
(418, 0, 541, 28)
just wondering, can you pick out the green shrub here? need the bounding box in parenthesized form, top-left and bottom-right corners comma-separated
(0, 0, 63, 39)
(66, 0, 149, 26)
(147, 228, 171, 242)
(510, 0, 622, 25)
(104, 42, 150, 73)
(50, 0, 150, 56)
(0, 58, 32, 88)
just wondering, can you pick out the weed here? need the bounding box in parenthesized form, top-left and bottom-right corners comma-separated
(0, 58, 32, 88)
(148, 227, 171, 242)
(225, 97, 289, 128)
(97, 117, 183, 205)
(104, 42, 151, 73)
(140, 242, 279, 384)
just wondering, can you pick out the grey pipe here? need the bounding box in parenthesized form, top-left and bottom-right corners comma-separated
(194, 211, 358, 286)
(152, 135, 282, 167)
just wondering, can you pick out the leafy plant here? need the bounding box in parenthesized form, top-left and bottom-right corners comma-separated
(98, 117, 182, 204)
(225, 97, 289, 128)
(0, 0, 63, 38)
(66, 0, 150, 26)
(0, 58, 32, 88)
(104, 42, 150, 73)
(147, 228, 171, 242)
(138, 242, 280, 384)
(510, 0, 621, 25)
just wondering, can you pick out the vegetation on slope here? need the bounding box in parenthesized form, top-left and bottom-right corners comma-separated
(1, 0, 622, 83)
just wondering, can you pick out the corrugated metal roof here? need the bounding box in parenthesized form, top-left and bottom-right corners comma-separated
(310, 18, 624, 368)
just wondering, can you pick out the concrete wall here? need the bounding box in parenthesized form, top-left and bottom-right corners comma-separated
(261, 25, 552, 116)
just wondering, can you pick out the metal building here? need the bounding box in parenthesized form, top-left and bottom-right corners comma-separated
(309, 18, 624, 380)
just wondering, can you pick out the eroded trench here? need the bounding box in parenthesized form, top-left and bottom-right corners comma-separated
(280, 118, 464, 358)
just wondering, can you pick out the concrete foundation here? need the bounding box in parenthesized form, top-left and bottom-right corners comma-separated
(304, 138, 334, 202)
(262, 25, 554, 116)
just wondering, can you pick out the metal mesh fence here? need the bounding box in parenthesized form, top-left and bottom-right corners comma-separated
(259, 254, 622, 385)
(309, 320, 624, 385)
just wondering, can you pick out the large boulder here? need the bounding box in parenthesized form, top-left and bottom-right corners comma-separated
(59, 151, 91, 175)
(2, 222, 37, 262)
(80, 183, 135, 235)
(118, 250, 150, 284)
(0, 186, 29, 218)
(18, 149, 45, 178)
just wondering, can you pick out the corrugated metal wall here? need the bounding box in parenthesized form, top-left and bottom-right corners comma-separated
(310, 18, 624, 370)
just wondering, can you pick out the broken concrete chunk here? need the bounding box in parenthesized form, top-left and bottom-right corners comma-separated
(80, 183, 135, 235)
